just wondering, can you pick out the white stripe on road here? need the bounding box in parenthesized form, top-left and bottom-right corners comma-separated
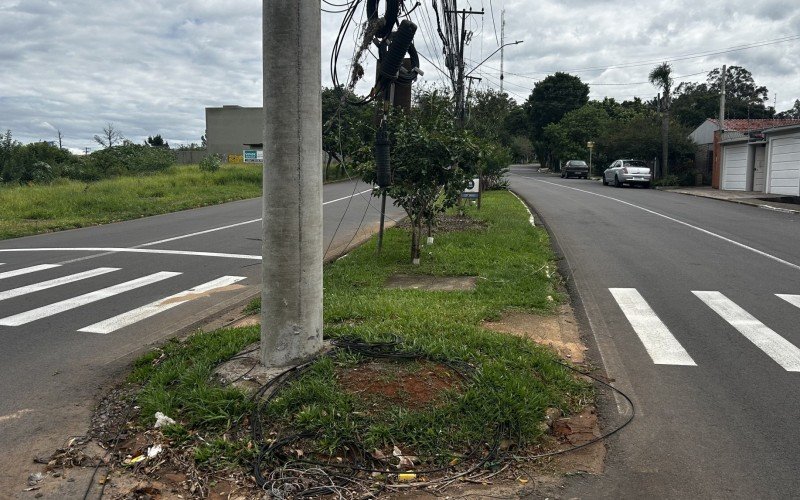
(0, 264, 61, 280)
(693, 291, 800, 372)
(0, 267, 120, 301)
(609, 288, 696, 366)
(513, 175, 800, 273)
(0, 271, 181, 326)
(776, 294, 800, 310)
(79, 275, 245, 334)
(0, 248, 261, 260)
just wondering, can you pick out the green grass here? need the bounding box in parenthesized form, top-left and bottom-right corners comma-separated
(0, 164, 263, 240)
(0, 162, 353, 241)
(129, 191, 592, 471)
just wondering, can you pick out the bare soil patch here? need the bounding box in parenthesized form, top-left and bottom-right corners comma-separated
(395, 214, 487, 233)
(337, 360, 462, 411)
(385, 274, 477, 291)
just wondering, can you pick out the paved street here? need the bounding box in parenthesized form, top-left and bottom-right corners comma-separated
(509, 167, 800, 498)
(0, 179, 404, 491)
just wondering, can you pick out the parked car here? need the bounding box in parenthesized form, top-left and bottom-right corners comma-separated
(561, 160, 589, 179)
(602, 159, 652, 188)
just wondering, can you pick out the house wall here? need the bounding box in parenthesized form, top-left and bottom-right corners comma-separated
(205, 106, 263, 158)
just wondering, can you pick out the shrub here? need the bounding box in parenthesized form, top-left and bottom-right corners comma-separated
(87, 143, 174, 177)
(199, 154, 223, 172)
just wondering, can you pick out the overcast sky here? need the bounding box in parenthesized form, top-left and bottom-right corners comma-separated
(1, 0, 798, 152)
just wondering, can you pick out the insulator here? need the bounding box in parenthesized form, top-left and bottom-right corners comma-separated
(380, 20, 417, 82)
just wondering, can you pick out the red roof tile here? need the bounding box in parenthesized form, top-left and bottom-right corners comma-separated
(709, 118, 800, 132)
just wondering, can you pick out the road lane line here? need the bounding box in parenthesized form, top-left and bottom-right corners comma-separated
(0, 264, 61, 280)
(0, 267, 120, 301)
(776, 294, 800, 309)
(0, 271, 181, 326)
(693, 291, 800, 372)
(511, 175, 800, 273)
(609, 288, 697, 366)
(79, 275, 246, 334)
(0, 248, 261, 260)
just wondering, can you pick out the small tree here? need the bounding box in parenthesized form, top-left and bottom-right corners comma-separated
(94, 123, 124, 149)
(146, 134, 169, 148)
(357, 90, 478, 264)
(649, 62, 673, 177)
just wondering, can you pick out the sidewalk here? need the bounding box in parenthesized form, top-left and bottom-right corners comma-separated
(661, 186, 800, 214)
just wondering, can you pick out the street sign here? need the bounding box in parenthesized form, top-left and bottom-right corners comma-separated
(461, 177, 480, 199)
(243, 149, 263, 163)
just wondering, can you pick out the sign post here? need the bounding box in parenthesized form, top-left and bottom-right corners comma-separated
(586, 141, 595, 178)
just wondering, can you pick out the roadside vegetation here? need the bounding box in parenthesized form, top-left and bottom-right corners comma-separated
(123, 191, 592, 494)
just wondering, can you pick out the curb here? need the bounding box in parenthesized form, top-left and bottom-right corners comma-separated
(661, 189, 800, 214)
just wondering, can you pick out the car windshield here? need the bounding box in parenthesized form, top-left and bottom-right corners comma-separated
(571, 161, 587, 166)
(624, 161, 648, 168)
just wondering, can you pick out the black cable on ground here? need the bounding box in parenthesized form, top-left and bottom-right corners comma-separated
(248, 335, 635, 496)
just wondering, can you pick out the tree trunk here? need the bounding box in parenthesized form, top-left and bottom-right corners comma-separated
(324, 154, 332, 181)
(410, 217, 421, 265)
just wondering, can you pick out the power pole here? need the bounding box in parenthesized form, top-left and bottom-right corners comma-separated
(719, 64, 727, 130)
(261, 0, 323, 368)
(499, 9, 505, 94)
(446, 7, 483, 124)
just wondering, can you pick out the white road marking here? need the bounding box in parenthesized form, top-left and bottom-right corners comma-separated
(0, 271, 181, 326)
(693, 291, 800, 372)
(609, 288, 697, 366)
(0, 409, 33, 423)
(509, 191, 535, 226)
(0, 264, 61, 280)
(0, 248, 261, 260)
(513, 175, 800, 273)
(776, 294, 800, 310)
(79, 275, 246, 334)
(0, 267, 120, 301)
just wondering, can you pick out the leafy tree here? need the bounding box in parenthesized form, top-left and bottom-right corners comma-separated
(509, 135, 534, 163)
(543, 102, 612, 174)
(146, 134, 169, 148)
(94, 123, 124, 149)
(776, 99, 800, 119)
(466, 89, 516, 144)
(524, 72, 589, 167)
(649, 62, 673, 177)
(321, 86, 373, 179)
(355, 90, 479, 264)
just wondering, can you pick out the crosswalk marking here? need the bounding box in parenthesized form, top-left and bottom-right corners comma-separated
(776, 294, 800, 310)
(79, 275, 246, 334)
(0, 268, 120, 302)
(693, 291, 800, 372)
(609, 288, 697, 366)
(0, 264, 61, 280)
(0, 271, 181, 326)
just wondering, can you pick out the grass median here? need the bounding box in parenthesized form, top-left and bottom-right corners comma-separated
(121, 190, 592, 493)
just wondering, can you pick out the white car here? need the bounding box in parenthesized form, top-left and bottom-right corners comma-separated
(602, 159, 651, 188)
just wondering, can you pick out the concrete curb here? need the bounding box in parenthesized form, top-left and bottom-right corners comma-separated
(659, 188, 800, 214)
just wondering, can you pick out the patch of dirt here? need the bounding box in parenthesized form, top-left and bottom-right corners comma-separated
(337, 360, 462, 411)
(395, 214, 487, 233)
(385, 274, 477, 291)
(483, 303, 587, 363)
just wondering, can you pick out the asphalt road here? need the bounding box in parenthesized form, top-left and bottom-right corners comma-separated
(509, 167, 800, 499)
(0, 178, 404, 491)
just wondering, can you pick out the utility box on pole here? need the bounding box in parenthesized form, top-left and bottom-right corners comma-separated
(261, 0, 323, 368)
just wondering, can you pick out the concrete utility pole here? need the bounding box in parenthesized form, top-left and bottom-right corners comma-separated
(719, 64, 727, 130)
(499, 9, 505, 94)
(446, 7, 483, 124)
(261, 0, 323, 368)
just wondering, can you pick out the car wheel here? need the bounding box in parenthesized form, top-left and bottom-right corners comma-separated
(602, 175, 608, 186)
(614, 175, 622, 187)
(560, 171, 565, 178)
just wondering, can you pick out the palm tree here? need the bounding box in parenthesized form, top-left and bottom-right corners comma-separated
(649, 62, 673, 178)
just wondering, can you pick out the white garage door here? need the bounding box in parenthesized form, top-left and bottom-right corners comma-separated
(769, 133, 800, 196)
(722, 144, 748, 190)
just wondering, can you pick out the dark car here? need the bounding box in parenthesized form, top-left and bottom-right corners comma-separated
(561, 160, 589, 179)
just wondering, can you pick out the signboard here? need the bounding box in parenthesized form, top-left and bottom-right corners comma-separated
(243, 149, 263, 163)
(461, 178, 480, 199)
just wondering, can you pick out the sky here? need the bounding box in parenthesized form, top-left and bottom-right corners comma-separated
(1, 0, 798, 153)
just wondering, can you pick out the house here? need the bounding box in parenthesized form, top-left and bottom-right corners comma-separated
(689, 118, 800, 193)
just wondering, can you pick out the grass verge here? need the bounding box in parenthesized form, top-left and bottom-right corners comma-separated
(126, 190, 592, 483)
(0, 163, 353, 241)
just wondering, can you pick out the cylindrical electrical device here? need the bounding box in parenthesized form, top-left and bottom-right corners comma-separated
(375, 124, 391, 188)
(380, 20, 417, 82)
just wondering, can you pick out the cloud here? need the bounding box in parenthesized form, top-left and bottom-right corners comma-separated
(1, 0, 798, 150)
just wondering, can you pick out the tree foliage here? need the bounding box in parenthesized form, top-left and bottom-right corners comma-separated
(355, 90, 479, 263)
(777, 99, 800, 119)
